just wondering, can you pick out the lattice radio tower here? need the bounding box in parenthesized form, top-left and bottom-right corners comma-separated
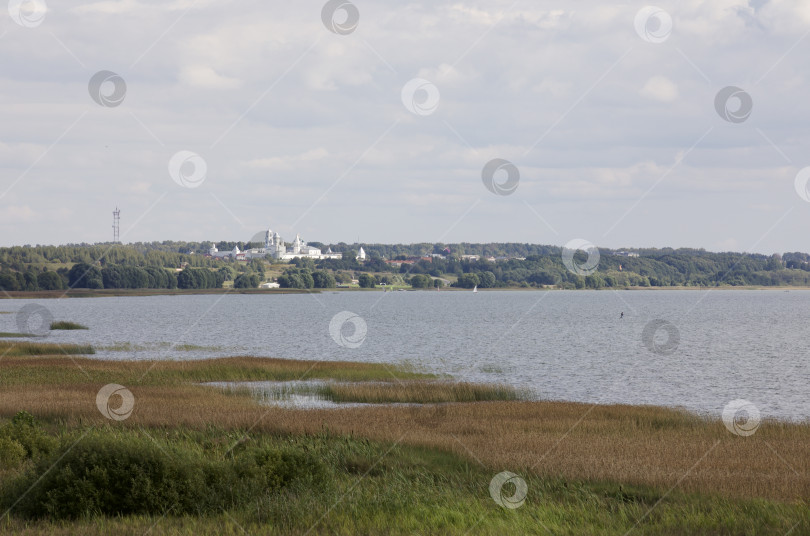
(112, 207, 120, 243)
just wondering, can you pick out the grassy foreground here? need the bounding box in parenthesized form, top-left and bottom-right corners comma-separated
(0, 343, 808, 534)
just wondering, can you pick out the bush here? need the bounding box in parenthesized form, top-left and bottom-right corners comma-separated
(0, 437, 26, 469)
(0, 412, 57, 466)
(2, 433, 326, 519)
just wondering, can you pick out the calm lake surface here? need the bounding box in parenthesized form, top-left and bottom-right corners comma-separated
(2, 290, 808, 420)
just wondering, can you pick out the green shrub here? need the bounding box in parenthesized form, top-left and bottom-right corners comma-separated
(249, 446, 326, 490)
(0, 438, 26, 469)
(6, 436, 212, 518)
(0, 411, 57, 460)
(2, 433, 326, 519)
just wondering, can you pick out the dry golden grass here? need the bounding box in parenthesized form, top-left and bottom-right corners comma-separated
(320, 381, 522, 403)
(2, 355, 809, 502)
(0, 355, 433, 386)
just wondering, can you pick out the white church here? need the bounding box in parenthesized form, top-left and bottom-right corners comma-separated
(208, 229, 343, 261)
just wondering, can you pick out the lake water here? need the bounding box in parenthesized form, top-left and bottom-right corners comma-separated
(2, 290, 808, 420)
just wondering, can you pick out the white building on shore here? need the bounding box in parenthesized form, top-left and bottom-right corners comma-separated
(208, 228, 342, 261)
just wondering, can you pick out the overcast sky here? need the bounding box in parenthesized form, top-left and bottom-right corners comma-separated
(1, 1, 809, 253)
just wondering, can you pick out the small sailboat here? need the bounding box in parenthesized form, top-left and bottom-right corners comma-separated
(473, 285, 477, 293)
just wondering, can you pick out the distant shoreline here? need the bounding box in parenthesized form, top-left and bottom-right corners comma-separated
(0, 288, 317, 299)
(2, 285, 809, 299)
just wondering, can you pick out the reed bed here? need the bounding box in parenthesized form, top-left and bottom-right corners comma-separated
(0, 355, 434, 386)
(0, 341, 95, 357)
(0, 332, 36, 338)
(1, 355, 808, 503)
(2, 419, 805, 535)
(318, 381, 523, 404)
(49, 321, 88, 330)
(98, 342, 222, 352)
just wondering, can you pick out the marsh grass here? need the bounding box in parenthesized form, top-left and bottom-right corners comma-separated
(1, 354, 809, 506)
(212, 380, 522, 405)
(98, 342, 223, 352)
(0, 341, 95, 356)
(49, 321, 88, 330)
(317, 381, 524, 404)
(174, 343, 222, 352)
(0, 418, 807, 535)
(0, 355, 434, 387)
(0, 332, 38, 338)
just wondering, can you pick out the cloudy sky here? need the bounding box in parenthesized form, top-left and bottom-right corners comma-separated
(1, 0, 809, 253)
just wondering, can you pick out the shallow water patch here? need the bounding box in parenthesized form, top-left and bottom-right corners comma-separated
(203, 380, 381, 409)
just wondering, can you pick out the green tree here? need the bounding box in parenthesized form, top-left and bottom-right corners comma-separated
(0, 272, 20, 291)
(68, 263, 103, 289)
(454, 273, 479, 289)
(218, 266, 234, 281)
(584, 275, 604, 289)
(358, 273, 375, 288)
(312, 271, 336, 288)
(278, 274, 303, 288)
(409, 274, 432, 288)
(234, 273, 260, 288)
(477, 271, 496, 288)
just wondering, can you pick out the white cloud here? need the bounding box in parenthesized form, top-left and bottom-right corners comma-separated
(0, 0, 808, 253)
(179, 66, 242, 89)
(0, 205, 35, 223)
(639, 76, 679, 102)
(244, 148, 330, 170)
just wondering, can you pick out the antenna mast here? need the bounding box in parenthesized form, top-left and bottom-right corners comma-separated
(112, 207, 120, 243)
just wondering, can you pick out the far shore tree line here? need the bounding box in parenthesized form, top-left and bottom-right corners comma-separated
(1, 243, 810, 291)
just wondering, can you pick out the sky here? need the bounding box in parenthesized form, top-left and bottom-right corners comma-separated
(1, 0, 809, 253)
